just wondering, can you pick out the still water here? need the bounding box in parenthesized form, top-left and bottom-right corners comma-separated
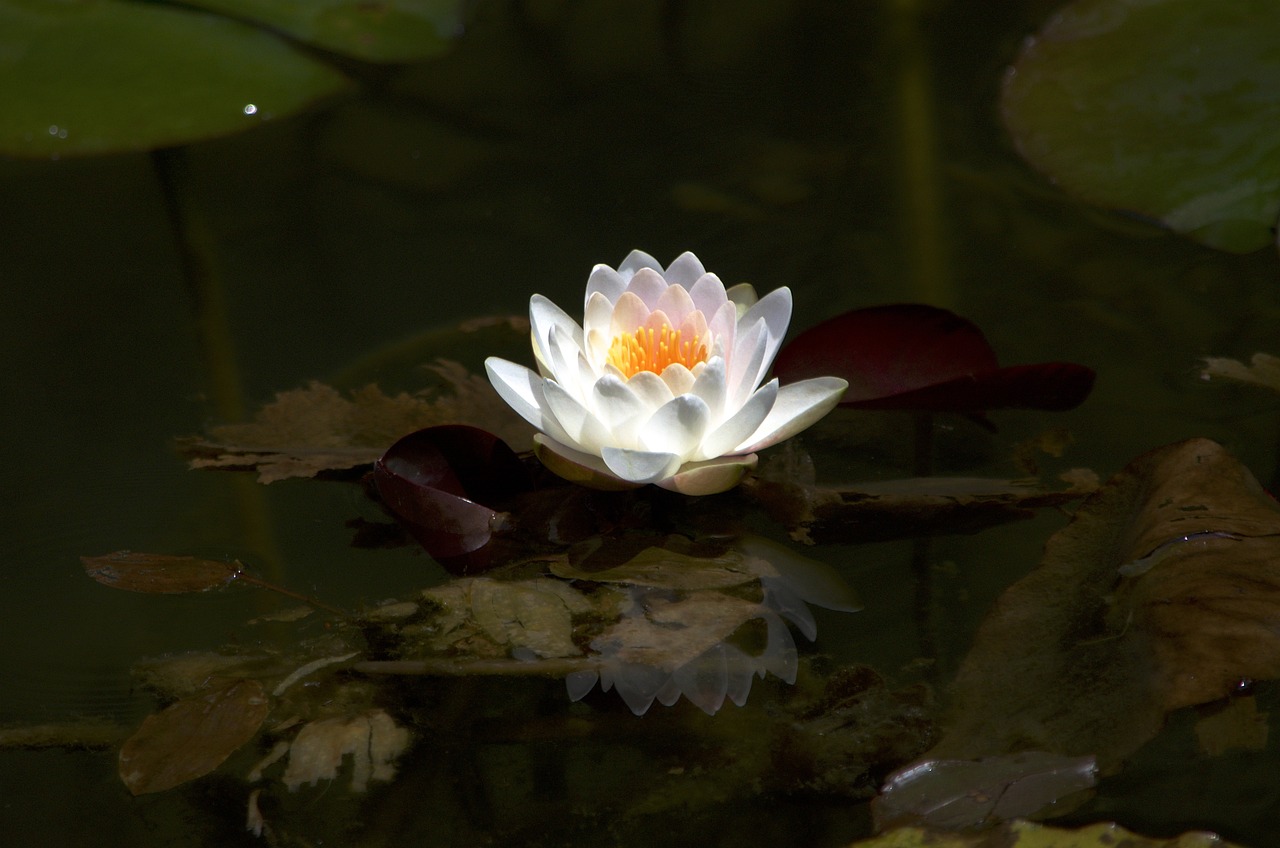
(2, 1, 1279, 845)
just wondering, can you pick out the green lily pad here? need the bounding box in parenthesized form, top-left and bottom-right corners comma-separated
(1002, 0, 1280, 252)
(0, 0, 351, 159)
(180, 0, 466, 63)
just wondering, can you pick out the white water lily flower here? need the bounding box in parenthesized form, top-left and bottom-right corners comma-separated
(485, 250, 848, 495)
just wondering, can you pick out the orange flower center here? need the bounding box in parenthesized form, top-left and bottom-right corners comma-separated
(606, 324, 708, 378)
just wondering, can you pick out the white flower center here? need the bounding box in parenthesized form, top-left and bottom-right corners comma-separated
(606, 323, 708, 379)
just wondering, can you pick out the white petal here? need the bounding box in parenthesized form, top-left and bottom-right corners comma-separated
(641, 394, 710, 458)
(737, 287, 792, 392)
(689, 354, 727, 422)
(534, 434, 638, 490)
(542, 379, 613, 453)
(625, 268, 669, 308)
(610, 291, 650, 337)
(585, 264, 626, 306)
(625, 370, 675, 411)
(546, 324, 590, 402)
(659, 363, 697, 396)
(591, 373, 649, 448)
(485, 358, 577, 448)
(726, 282, 759, 314)
(727, 318, 768, 404)
(617, 249, 664, 278)
(735, 376, 848, 453)
(706, 300, 738, 363)
(601, 447, 684, 484)
(583, 291, 616, 346)
(529, 295, 584, 377)
(654, 453, 758, 495)
(689, 272, 728, 317)
(654, 283, 696, 324)
(696, 378, 777, 461)
(663, 252, 706, 287)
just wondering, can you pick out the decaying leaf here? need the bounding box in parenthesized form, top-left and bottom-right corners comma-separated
(1201, 352, 1280, 394)
(81, 551, 240, 594)
(279, 710, 412, 793)
(930, 439, 1280, 777)
(119, 679, 270, 795)
(744, 474, 1093, 544)
(182, 361, 531, 483)
(848, 820, 1241, 847)
(414, 576, 595, 659)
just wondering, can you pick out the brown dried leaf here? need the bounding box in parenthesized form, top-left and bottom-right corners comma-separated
(933, 438, 1280, 772)
(182, 361, 531, 483)
(744, 475, 1092, 544)
(81, 551, 240, 594)
(119, 679, 270, 795)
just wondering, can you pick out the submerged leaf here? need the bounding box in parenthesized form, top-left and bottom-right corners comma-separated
(0, 0, 350, 159)
(81, 551, 239, 594)
(932, 439, 1280, 775)
(183, 362, 531, 483)
(848, 820, 1241, 847)
(280, 710, 412, 793)
(772, 305, 1094, 412)
(1002, 0, 1280, 252)
(119, 679, 269, 795)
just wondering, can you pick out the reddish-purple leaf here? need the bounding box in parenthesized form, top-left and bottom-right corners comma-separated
(119, 679, 269, 795)
(81, 551, 240, 594)
(373, 425, 530, 570)
(773, 304, 1095, 412)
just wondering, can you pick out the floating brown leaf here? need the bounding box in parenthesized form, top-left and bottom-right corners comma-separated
(119, 679, 270, 795)
(81, 551, 240, 594)
(931, 439, 1280, 774)
(182, 361, 531, 483)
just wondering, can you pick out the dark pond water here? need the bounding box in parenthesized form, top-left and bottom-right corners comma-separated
(3, 1, 1280, 845)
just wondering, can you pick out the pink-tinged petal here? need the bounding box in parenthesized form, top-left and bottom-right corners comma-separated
(625, 370, 675, 411)
(601, 447, 684, 485)
(689, 273, 728, 316)
(617, 249, 664, 279)
(641, 394, 711, 458)
(585, 264, 627, 306)
(591, 373, 648, 448)
(529, 295, 584, 376)
(689, 355, 728, 421)
(610, 291, 650, 337)
(735, 376, 848, 453)
(726, 282, 759, 315)
(542, 379, 612, 453)
(533, 434, 641, 490)
(706, 300, 738, 359)
(696, 378, 778, 461)
(485, 358, 576, 448)
(663, 251, 707, 287)
(626, 268, 669, 308)
(641, 309, 674, 336)
(659, 362, 697, 395)
(728, 319, 768, 404)
(583, 291, 615, 342)
(654, 283, 696, 325)
(655, 454, 758, 495)
(677, 308, 710, 344)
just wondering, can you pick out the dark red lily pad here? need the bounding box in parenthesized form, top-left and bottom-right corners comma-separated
(772, 304, 1095, 412)
(373, 425, 530, 571)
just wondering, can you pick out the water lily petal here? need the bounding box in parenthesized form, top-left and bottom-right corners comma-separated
(689, 355, 728, 421)
(726, 282, 759, 314)
(533, 434, 640, 490)
(585, 264, 627, 306)
(542, 379, 612, 453)
(610, 291, 650, 337)
(583, 291, 615, 345)
(591, 373, 648, 447)
(659, 362, 697, 396)
(727, 318, 768, 405)
(735, 376, 848, 453)
(663, 251, 706, 287)
(697, 378, 777, 460)
(485, 358, 577, 447)
(625, 268, 669, 308)
(601, 447, 684, 484)
(617, 249, 663, 278)
(706, 300, 738, 360)
(641, 394, 711, 458)
(689, 272, 728, 317)
(625, 370, 675, 411)
(546, 324, 590, 401)
(530, 295, 584, 376)
(737, 286, 792, 391)
(655, 454, 758, 495)
(654, 283, 696, 325)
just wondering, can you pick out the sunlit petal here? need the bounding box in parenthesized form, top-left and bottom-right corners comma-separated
(485, 357, 577, 448)
(625, 268, 668, 308)
(696, 378, 777, 461)
(617, 249, 663, 278)
(663, 251, 706, 287)
(655, 454, 758, 495)
(601, 447, 684, 484)
(585, 264, 627, 305)
(641, 394, 711, 458)
(735, 376, 848, 453)
(542, 379, 612, 453)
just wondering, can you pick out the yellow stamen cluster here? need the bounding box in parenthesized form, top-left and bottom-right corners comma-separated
(607, 324, 707, 378)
